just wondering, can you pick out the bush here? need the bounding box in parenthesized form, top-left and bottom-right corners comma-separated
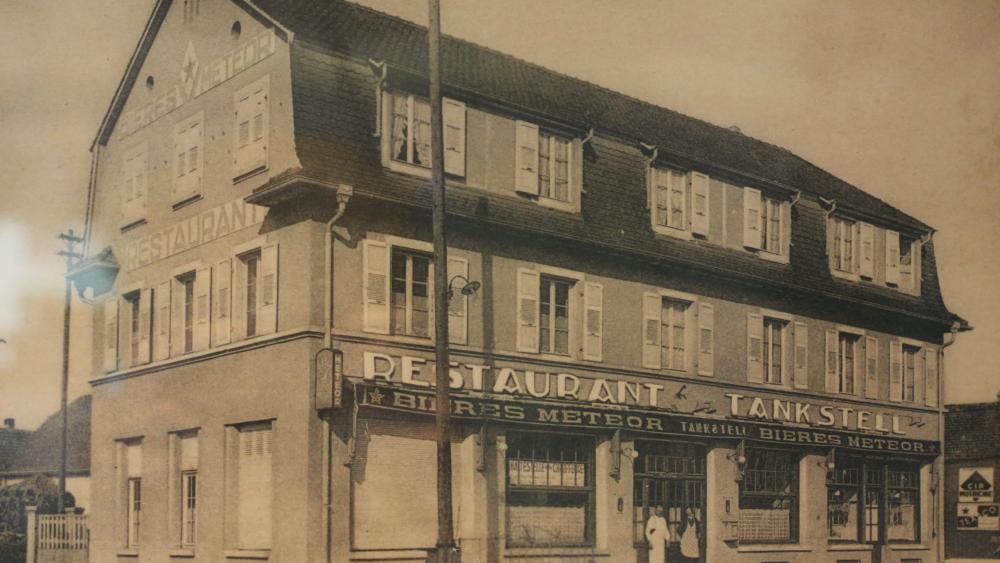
(0, 475, 75, 563)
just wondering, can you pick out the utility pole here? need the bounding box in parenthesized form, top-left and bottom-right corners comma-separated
(57, 229, 83, 513)
(428, 0, 456, 561)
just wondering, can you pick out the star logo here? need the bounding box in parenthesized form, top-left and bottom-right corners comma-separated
(368, 389, 384, 405)
(181, 42, 199, 97)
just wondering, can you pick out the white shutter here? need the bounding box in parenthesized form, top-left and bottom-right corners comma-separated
(231, 258, 248, 341)
(860, 222, 875, 278)
(925, 348, 939, 407)
(193, 266, 211, 351)
(172, 123, 183, 200)
(743, 187, 762, 249)
(865, 336, 879, 399)
(234, 80, 268, 177)
(515, 268, 540, 353)
(137, 288, 152, 364)
(691, 172, 710, 236)
(237, 426, 273, 549)
(188, 120, 202, 192)
(234, 91, 253, 173)
(642, 292, 661, 369)
(250, 85, 268, 172)
(447, 256, 468, 345)
(171, 278, 186, 355)
(443, 98, 466, 176)
(583, 282, 603, 361)
(697, 302, 714, 376)
(825, 329, 839, 393)
(362, 240, 390, 334)
(154, 281, 171, 361)
(514, 121, 540, 195)
(853, 336, 863, 397)
(793, 322, 808, 389)
(889, 340, 903, 402)
(885, 230, 900, 285)
(746, 313, 763, 383)
(103, 297, 118, 372)
(213, 259, 232, 346)
(259, 244, 278, 335)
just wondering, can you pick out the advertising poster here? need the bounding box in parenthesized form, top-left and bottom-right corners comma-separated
(959, 467, 995, 503)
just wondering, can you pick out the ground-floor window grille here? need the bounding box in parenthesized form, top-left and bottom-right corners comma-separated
(739, 449, 798, 543)
(887, 468, 919, 542)
(826, 457, 921, 544)
(505, 432, 594, 547)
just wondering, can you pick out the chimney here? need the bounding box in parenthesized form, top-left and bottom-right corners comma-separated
(3, 418, 14, 430)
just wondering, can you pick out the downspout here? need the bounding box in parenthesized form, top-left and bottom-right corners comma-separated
(936, 320, 960, 558)
(324, 184, 352, 563)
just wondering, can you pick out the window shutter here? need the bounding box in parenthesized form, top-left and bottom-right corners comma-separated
(746, 313, 763, 383)
(514, 121, 539, 195)
(793, 322, 808, 389)
(138, 288, 152, 364)
(859, 222, 875, 278)
(259, 244, 278, 335)
(645, 165, 654, 211)
(171, 278, 186, 356)
(362, 240, 390, 334)
(697, 302, 714, 376)
(925, 348, 939, 407)
(443, 98, 466, 176)
(447, 256, 468, 345)
(889, 340, 903, 401)
(189, 121, 202, 192)
(781, 202, 792, 256)
(237, 426, 273, 550)
(172, 125, 183, 200)
(691, 172, 710, 236)
(642, 292, 661, 369)
(743, 187, 762, 249)
(515, 268, 540, 353)
(885, 230, 900, 285)
(865, 336, 879, 399)
(231, 258, 248, 341)
(853, 336, 863, 397)
(126, 443, 142, 478)
(213, 259, 232, 346)
(193, 266, 211, 351)
(234, 91, 253, 172)
(582, 282, 603, 362)
(914, 346, 926, 404)
(250, 85, 268, 172)
(154, 281, 171, 361)
(825, 329, 839, 393)
(103, 297, 118, 373)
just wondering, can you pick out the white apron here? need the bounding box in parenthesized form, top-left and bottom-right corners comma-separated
(645, 514, 669, 563)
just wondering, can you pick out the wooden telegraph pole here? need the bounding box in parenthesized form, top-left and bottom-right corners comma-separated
(57, 229, 83, 513)
(428, 1, 457, 561)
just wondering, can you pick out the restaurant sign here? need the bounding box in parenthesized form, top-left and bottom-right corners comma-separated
(354, 383, 940, 455)
(363, 352, 912, 436)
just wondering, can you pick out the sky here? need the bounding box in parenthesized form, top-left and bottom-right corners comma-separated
(0, 0, 997, 429)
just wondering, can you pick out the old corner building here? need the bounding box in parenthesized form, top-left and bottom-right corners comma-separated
(72, 1, 970, 562)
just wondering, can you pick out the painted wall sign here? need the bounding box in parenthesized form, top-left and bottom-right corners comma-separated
(354, 383, 939, 455)
(124, 198, 266, 271)
(362, 351, 908, 436)
(119, 28, 277, 138)
(958, 503, 1000, 530)
(959, 467, 995, 502)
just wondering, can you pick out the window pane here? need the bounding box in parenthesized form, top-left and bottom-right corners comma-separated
(391, 94, 408, 162)
(412, 99, 431, 166)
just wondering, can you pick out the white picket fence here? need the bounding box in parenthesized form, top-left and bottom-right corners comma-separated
(36, 514, 88, 550)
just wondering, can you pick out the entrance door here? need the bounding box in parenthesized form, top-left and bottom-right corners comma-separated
(633, 441, 706, 563)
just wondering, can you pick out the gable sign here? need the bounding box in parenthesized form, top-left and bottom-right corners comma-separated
(119, 28, 277, 138)
(959, 467, 995, 502)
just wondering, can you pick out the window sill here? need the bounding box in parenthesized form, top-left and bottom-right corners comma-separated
(224, 549, 270, 559)
(504, 546, 605, 557)
(827, 543, 873, 551)
(757, 250, 789, 264)
(349, 550, 432, 561)
(652, 224, 693, 241)
(831, 269, 861, 282)
(172, 193, 203, 211)
(233, 165, 268, 184)
(117, 549, 139, 558)
(887, 543, 928, 551)
(169, 548, 195, 558)
(535, 195, 578, 214)
(120, 218, 147, 233)
(736, 544, 809, 553)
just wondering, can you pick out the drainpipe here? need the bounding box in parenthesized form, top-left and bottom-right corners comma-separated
(936, 320, 960, 558)
(323, 183, 352, 563)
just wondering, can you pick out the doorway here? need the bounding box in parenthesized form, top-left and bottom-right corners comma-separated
(633, 440, 706, 563)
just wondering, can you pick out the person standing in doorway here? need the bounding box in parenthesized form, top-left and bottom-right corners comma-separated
(645, 505, 669, 563)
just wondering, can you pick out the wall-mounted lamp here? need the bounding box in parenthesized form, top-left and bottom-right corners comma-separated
(447, 275, 481, 301)
(820, 448, 836, 475)
(610, 429, 640, 479)
(727, 440, 747, 480)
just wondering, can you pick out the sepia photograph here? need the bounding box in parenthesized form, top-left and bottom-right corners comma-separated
(0, 1, 998, 562)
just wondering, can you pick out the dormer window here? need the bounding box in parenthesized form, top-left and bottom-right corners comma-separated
(743, 188, 790, 262)
(514, 120, 581, 212)
(647, 166, 709, 239)
(382, 90, 466, 177)
(830, 216, 858, 276)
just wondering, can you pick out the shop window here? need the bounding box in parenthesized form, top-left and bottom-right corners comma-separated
(887, 467, 920, 542)
(739, 449, 799, 543)
(390, 249, 432, 338)
(827, 458, 861, 542)
(505, 432, 594, 547)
